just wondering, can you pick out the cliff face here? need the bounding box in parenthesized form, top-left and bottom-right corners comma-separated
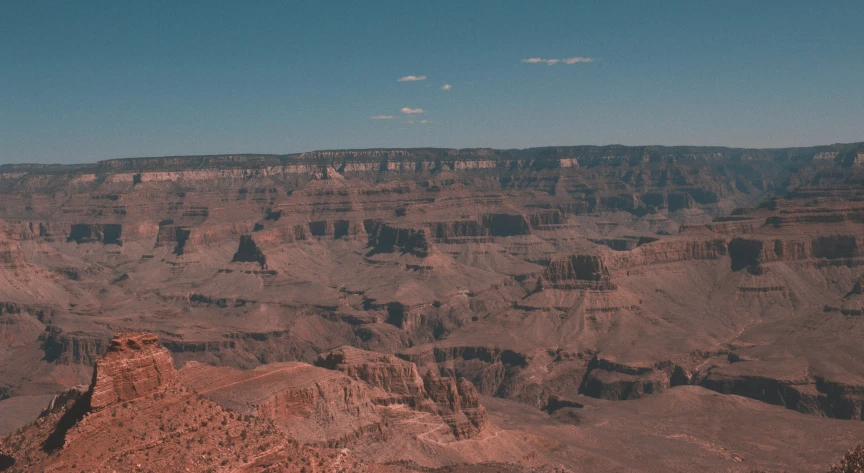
(543, 255, 615, 290)
(316, 346, 489, 439)
(179, 361, 385, 448)
(86, 332, 177, 411)
(0, 332, 514, 471)
(3, 143, 864, 471)
(3, 144, 864, 471)
(316, 346, 429, 407)
(728, 235, 864, 270)
(422, 370, 489, 439)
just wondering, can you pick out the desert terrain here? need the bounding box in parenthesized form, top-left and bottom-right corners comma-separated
(2, 143, 864, 471)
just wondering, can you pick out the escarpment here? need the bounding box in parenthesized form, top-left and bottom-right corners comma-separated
(178, 361, 385, 447)
(315, 346, 435, 408)
(727, 234, 864, 271)
(3, 144, 864, 471)
(422, 370, 489, 439)
(67, 223, 122, 245)
(543, 254, 615, 290)
(604, 237, 729, 269)
(316, 346, 489, 439)
(365, 221, 429, 257)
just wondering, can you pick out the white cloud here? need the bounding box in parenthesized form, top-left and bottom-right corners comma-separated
(369, 115, 395, 119)
(400, 107, 424, 114)
(420, 119, 428, 124)
(522, 56, 594, 65)
(440, 83, 452, 91)
(562, 57, 594, 64)
(398, 75, 426, 82)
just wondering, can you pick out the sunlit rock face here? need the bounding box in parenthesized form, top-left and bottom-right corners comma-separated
(89, 332, 177, 411)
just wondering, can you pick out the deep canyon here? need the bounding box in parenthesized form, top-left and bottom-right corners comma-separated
(2, 143, 864, 471)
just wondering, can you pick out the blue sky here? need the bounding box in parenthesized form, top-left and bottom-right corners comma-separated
(1, 1, 863, 164)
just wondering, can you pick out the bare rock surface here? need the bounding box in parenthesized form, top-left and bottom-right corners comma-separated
(0, 333, 385, 472)
(89, 332, 177, 411)
(2, 143, 864, 470)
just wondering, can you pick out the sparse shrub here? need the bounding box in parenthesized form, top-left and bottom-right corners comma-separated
(829, 445, 864, 473)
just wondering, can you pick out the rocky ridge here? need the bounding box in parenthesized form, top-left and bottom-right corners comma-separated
(0, 332, 560, 472)
(0, 332, 380, 472)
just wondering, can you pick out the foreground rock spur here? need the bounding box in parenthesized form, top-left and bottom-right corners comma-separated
(0, 333, 376, 472)
(0, 332, 569, 472)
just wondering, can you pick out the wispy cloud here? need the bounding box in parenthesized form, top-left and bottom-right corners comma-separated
(420, 119, 428, 124)
(440, 83, 452, 91)
(522, 56, 594, 65)
(398, 75, 426, 82)
(369, 115, 395, 119)
(401, 107, 424, 114)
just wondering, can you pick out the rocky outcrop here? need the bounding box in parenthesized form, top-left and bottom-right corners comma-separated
(0, 237, 27, 268)
(0, 337, 368, 473)
(422, 370, 489, 439)
(727, 235, 864, 271)
(67, 223, 122, 245)
(316, 346, 430, 408)
(179, 362, 385, 448)
(231, 234, 267, 268)
(155, 224, 191, 255)
(605, 238, 728, 269)
(364, 221, 429, 257)
(88, 332, 177, 411)
(728, 237, 764, 271)
(39, 327, 107, 365)
(428, 220, 490, 243)
(700, 372, 864, 420)
(825, 273, 864, 316)
(543, 255, 616, 290)
(316, 346, 489, 438)
(398, 345, 532, 403)
(578, 358, 682, 401)
(481, 213, 531, 236)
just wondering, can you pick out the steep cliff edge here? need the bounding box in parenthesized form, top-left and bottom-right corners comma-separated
(0, 333, 379, 472)
(315, 346, 490, 439)
(88, 332, 177, 411)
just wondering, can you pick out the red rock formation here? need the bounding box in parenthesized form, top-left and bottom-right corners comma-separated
(179, 361, 385, 447)
(605, 237, 728, 269)
(543, 254, 616, 290)
(3, 145, 864, 471)
(316, 346, 431, 409)
(316, 346, 489, 439)
(89, 332, 177, 411)
(0, 333, 381, 472)
(423, 370, 489, 438)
